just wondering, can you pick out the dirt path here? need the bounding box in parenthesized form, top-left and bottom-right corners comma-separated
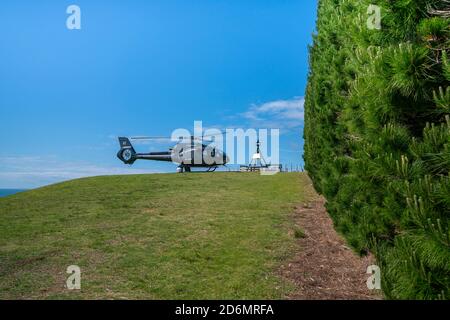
(280, 198, 381, 300)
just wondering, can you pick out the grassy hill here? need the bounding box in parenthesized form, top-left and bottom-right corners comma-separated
(0, 172, 315, 299)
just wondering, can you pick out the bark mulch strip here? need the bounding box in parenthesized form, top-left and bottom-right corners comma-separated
(280, 198, 382, 300)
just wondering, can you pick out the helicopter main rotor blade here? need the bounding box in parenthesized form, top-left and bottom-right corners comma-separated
(130, 136, 173, 141)
(131, 135, 220, 142)
(130, 129, 278, 142)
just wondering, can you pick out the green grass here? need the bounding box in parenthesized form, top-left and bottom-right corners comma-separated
(0, 172, 314, 299)
(293, 227, 306, 239)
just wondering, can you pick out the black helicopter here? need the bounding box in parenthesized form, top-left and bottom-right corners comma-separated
(117, 135, 229, 173)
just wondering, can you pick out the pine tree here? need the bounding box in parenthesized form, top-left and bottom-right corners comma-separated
(304, 0, 449, 299)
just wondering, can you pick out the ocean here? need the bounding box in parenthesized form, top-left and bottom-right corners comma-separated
(0, 189, 27, 197)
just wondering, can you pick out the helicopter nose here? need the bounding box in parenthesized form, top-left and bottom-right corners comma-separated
(223, 154, 230, 164)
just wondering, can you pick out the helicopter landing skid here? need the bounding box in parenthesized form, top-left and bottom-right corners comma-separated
(177, 165, 191, 173)
(177, 166, 217, 173)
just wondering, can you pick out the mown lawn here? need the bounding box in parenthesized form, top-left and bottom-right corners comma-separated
(0, 172, 315, 299)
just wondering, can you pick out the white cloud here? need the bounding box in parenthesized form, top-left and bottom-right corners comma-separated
(241, 97, 305, 129)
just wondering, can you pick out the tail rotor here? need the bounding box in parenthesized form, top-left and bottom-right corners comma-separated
(117, 137, 137, 165)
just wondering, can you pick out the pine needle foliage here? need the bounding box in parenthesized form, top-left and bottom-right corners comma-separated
(304, 0, 449, 299)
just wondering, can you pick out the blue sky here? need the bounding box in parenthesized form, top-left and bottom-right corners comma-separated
(0, 1, 317, 188)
